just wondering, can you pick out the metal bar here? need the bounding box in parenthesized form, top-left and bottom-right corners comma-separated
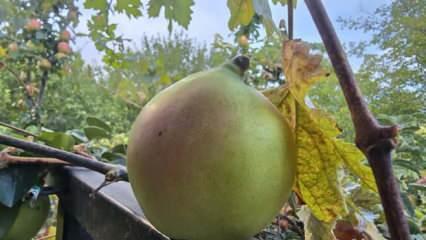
(53, 167, 169, 240)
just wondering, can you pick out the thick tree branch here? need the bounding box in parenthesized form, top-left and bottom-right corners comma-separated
(0, 134, 128, 182)
(304, 0, 409, 239)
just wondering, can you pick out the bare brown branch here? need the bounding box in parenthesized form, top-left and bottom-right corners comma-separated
(304, 0, 410, 239)
(0, 151, 68, 166)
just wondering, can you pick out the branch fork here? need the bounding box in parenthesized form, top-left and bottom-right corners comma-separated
(304, 0, 410, 239)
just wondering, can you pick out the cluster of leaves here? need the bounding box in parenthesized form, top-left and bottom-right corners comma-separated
(0, 0, 76, 126)
(78, 0, 297, 68)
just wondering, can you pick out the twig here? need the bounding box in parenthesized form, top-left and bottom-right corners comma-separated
(281, 215, 304, 237)
(0, 121, 38, 137)
(37, 70, 49, 107)
(4, 65, 26, 87)
(0, 134, 128, 182)
(304, 0, 409, 239)
(25, 64, 36, 109)
(287, 0, 294, 40)
(0, 152, 67, 165)
(98, 84, 142, 109)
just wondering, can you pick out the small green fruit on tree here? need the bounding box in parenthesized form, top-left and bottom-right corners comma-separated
(0, 0, 77, 125)
(0, 197, 50, 240)
(127, 57, 296, 240)
(38, 58, 52, 70)
(238, 35, 249, 47)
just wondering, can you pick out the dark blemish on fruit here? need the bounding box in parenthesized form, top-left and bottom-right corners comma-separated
(158, 131, 163, 136)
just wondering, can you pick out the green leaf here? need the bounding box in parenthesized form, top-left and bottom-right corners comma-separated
(393, 160, 421, 175)
(160, 74, 171, 85)
(147, 0, 194, 31)
(407, 218, 422, 234)
(272, 0, 298, 7)
(101, 152, 126, 165)
(84, 126, 110, 140)
(408, 183, 426, 192)
(227, 0, 255, 30)
(252, 0, 277, 35)
(67, 129, 88, 143)
(86, 117, 112, 133)
(115, 0, 143, 18)
(39, 131, 75, 151)
(112, 144, 127, 154)
(401, 192, 416, 217)
(35, 32, 47, 40)
(84, 0, 108, 10)
(0, 166, 44, 207)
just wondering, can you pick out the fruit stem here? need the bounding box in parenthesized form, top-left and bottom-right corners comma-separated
(304, 0, 409, 239)
(231, 55, 250, 75)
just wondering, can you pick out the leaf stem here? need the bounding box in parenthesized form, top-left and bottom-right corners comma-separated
(304, 0, 409, 239)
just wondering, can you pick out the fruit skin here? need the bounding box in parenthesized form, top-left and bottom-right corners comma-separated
(57, 42, 71, 54)
(7, 43, 18, 53)
(59, 30, 71, 42)
(238, 35, 249, 47)
(0, 196, 50, 240)
(25, 19, 41, 31)
(127, 58, 296, 240)
(38, 58, 52, 70)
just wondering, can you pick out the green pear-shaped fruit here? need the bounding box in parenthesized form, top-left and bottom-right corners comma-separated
(127, 56, 296, 240)
(0, 196, 50, 240)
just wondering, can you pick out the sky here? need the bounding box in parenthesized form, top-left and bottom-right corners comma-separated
(75, 0, 391, 67)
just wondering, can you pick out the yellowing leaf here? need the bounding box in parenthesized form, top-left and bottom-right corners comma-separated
(334, 140, 378, 192)
(309, 110, 341, 137)
(263, 40, 378, 224)
(297, 105, 347, 222)
(282, 40, 329, 103)
(160, 74, 171, 85)
(227, 0, 255, 30)
(0, 47, 6, 57)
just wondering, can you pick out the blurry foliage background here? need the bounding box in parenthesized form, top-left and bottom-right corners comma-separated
(0, 0, 425, 239)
